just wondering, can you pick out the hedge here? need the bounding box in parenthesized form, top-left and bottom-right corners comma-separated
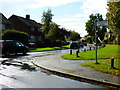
(2, 29, 29, 45)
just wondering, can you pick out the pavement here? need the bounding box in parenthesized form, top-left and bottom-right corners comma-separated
(32, 49, 120, 88)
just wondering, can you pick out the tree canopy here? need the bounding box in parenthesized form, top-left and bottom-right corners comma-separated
(41, 9, 54, 40)
(68, 31, 81, 41)
(85, 13, 107, 42)
(2, 29, 29, 45)
(41, 9, 53, 26)
(107, 1, 120, 34)
(107, 1, 120, 44)
(41, 9, 81, 43)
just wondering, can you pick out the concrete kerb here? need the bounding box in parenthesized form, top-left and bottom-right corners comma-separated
(32, 61, 120, 89)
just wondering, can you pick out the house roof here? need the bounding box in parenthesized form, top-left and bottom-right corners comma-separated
(9, 14, 41, 28)
(0, 13, 11, 24)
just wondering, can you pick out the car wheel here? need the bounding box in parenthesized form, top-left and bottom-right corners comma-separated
(5, 51, 10, 57)
(15, 53, 18, 55)
(23, 51, 27, 55)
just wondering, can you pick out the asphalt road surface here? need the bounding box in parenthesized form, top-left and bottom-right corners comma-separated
(0, 48, 107, 88)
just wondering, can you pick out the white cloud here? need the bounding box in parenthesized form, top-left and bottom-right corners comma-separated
(80, 0, 107, 19)
(57, 21, 87, 37)
(57, 17, 80, 22)
(55, 12, 91, 36)
(0, 0, 80, 9)
(29, 0, 80, 8)
(56, 0, 108, 36)
(57, 13, 89, 22)
(0, 0, 33, 3)
(55, 13, 88, 37)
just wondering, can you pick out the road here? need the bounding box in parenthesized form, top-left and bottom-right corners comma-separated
(0, 46, 107, 88)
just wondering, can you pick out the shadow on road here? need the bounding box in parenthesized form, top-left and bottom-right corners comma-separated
(2, 54, 29, 58)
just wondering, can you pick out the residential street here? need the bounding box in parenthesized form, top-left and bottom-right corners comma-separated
(0, 46, 107, 88)
(1, 0, 120, 89)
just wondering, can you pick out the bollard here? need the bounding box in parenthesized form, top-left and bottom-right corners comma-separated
(70, 49, 72, 55)
(76, 50, 79, 57)
(78, 49, 79, 53)
(84, 48, 86, 52)
(90, 47, 91, 51)
(111, 57, 115, 69)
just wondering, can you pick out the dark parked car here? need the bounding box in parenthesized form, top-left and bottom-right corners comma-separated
(70, 41, 84, 49)
(81, 40, 87, 46)
(0, 40, 28, 57)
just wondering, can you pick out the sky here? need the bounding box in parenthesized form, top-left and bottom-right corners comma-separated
(0, 0, 108, 37)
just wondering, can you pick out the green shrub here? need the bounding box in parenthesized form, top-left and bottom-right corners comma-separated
(2, 29, 29, 45)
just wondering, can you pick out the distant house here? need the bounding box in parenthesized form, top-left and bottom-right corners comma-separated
(9, 14, 43, 43)
(105, 30, 116, 44)
(0, 13, 11, 30)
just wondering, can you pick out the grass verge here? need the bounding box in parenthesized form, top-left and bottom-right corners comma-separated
(61, 45, 120, 60)
(81, 59, 120, 76)
(29, 46, 70, 52)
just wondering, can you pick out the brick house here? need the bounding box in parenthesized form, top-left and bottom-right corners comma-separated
(0, 13, 11, 30)
(9, 14, 43, 43)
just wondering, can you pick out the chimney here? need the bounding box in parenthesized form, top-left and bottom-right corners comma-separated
(26, 14, 30, 20)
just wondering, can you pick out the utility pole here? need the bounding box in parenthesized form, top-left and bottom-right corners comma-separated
(94, 19, 99, 64)
(94, 20, 108, 64)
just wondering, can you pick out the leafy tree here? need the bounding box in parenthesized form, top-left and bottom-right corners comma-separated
(106, 1, 120, 44)
(41, 9, 54, 40)
(46, 23, 69, 42)
(41, 9, 53, 25)
(59, 28, 69, 41)
(41, 9, 68, 43)
(47, 23, 60, 41)
(2, 29, 29, 45)
(68, 30, 81, 41)
(41, 9, 81, 45)
(85, 13, 107, 42)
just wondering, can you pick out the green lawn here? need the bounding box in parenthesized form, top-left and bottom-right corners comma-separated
(61, 45, 120, 60)
(81, 59, 120, 76)
(29, 45, 70, 52)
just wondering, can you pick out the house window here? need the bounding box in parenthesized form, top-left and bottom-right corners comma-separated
(31, 28, 35, 31)
(38, 28, 41, 32)
(2, 24, 6, 30)
(30, 36, 36, 42)
(0, 24, 2, 30)
(37, 36, 42, 41)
